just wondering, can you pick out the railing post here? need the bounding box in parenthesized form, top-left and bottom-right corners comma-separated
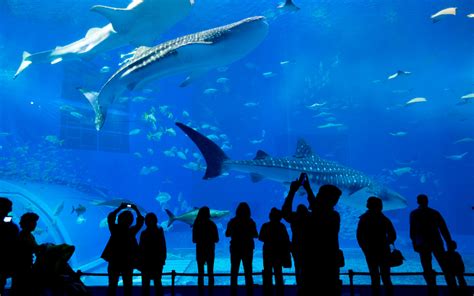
(348, 269, 355, 296)
(171, 270, 176, 296)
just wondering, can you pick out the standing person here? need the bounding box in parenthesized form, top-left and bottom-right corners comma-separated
(12, 212, 40, 296)
(192, 207, 219, 293)
(101, 203, 144, 296)
(410, 194, 456, 295)
(226, 202, 258, 295)
(281, 179, 309, 289)
(139, 213, 166, 296)
(259, 207, 290, 296)
(0, 197, 19, 295)
(357, 197, 396, 296)
(303, 181, 342, 296)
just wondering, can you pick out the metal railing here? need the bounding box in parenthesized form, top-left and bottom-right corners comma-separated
(77, 270, 473, 296)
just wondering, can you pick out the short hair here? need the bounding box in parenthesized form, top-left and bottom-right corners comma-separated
(367, 196, 383, 211)
(269, 207, 282, 222)
(118, 210, 134, 227)
(145, 213, 158, 226)
(0, 197, 12, 210)
(20, 212, 39, 228)
(417, 194, 428, 206)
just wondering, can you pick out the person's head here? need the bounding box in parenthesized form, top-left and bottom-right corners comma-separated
(448, 240, 457, 252)
(0, 197, 12, 218)
(296, 204, 308, 217)
(367, 196, 383, 212)
(236, 202, 251, 219)
(316, 185, 342, 208)
(269, 207, 282, 222)
(118, 210, 134, 227)
(196, 206, 211, 223)
(20, 212, 39, 232)
(145, 213, 158, 228)
(417, 194, 429, 207)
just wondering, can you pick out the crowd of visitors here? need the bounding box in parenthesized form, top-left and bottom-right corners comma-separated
(0, 172, 470, 296)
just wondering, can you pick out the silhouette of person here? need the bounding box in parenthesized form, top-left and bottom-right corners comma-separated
(101, 203, 144, 296)
(302, 180, 342, 296)
(259, 207, 290, 296)
(410, 194, 457, 295)
(446, 241, 469, 295)
(282, 180, 309, 289)
(139, 213, 166, 296)
(12, 212, 40, 296)
(226, 202, 258, 295)
(193, 206, 219, 293)
(357, 197, 396, 296)
(0, 197, 19, 295)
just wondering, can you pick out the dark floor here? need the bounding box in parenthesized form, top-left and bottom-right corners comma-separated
(77, 285, 472, 296)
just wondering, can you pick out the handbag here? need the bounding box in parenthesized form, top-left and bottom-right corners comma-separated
(388, 244, 405, 267)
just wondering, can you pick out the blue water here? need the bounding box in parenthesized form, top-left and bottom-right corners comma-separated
(0, 0, 473, 286)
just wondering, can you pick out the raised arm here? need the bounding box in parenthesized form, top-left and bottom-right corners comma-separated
(108, 203, 127, 231)
(282, 181, 299, 223)
(131, 204, 145, 234)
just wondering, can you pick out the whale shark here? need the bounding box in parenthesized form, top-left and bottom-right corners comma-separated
(14, 0, 194, 79)
(165, 207, 230, 227)
(176, 122, 408, 211)
(80, 16, 269, 131)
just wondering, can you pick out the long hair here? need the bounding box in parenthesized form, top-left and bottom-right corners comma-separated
(236, 202, 251, 220)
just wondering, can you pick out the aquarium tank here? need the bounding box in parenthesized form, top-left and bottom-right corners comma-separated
(0, 0, 473, 287)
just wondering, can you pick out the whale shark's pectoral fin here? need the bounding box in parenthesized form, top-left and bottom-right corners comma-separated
(91, 5, 133, 33)
(180, 69, 209, 87)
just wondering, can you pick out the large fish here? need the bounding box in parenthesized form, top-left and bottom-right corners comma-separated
(80, 16, 269, 130)
(14, 0, 194, 78)
(176, 122, 408, 211)
(165, 208, 230, 227)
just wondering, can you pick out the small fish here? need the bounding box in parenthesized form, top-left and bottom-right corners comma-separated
(431, 7, 457, 22)
(221, 143, 232, 150)
(71, 204, 86, 216)
(132, 96, 148, 103)
(262, 71, 276, 78)
(390, 131, 407, 137)
(99, 218, 108, 228)
(156, 191, 172, 205)
(207, 134, 220, 141)
(203, 88, 218, 95)
(100, 66, 110, 73)
(59, 105, 75, 112)
(468, 14, 474, 18)
(306, 102, 327, 110)
(445, 152, 468, 160)
(165, 128, 177, 136)
(133, 152, 143, 158)
(201, 124, 211, 129)
(388, 70, 411, 80)
(69, 111, 84, 119)
(280, 60, 293, 65)
(317, 123, 344, 129)
(147, 131, 163, 142)
(140, 166, 159, 175)
(129, 129, 141, 136)
(192, 152, 201, 159)
(250, 138, 264, 144)
(76, 215, 87, 225)
(312, 111, 333, 118)
(0, 132, 10, 137)
(405, 97, 427, 106)
(176, 151, 187, 160)
(54, 201, 65, 216)
(460, 93, 474, 100)
(163, 150, 176, 157)
(454, 137, 474, 144)
(420, 174, 427, 184)
(45, 135, 64, 146)
(147, 148, 154, 155)
(216, 77, 229, 84)
(142, 88, 153, 94)
(182, 110, 190, 117)
(183, 162, 201, 171)
(244, 102, 259, 107)
(392, 167, 413, 176)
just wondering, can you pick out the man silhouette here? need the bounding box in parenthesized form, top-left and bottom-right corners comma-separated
(410, 194, 456, 295)
(0, 197, 19, 294)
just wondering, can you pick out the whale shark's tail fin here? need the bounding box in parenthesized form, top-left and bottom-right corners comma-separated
(77, 88, 104, 131)
(14, 51, 32, 79)
(165, 209, 176, 227)
(278, 0, 300, 11)
(176, 122, 229, 179)
(91, 5, 133, 33)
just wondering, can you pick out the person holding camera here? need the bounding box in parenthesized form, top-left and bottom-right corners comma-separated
(101, 203, 144, 296)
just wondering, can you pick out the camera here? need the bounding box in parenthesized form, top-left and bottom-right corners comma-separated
(126, 204, 132, 208)
(3, 216, 12, 223)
